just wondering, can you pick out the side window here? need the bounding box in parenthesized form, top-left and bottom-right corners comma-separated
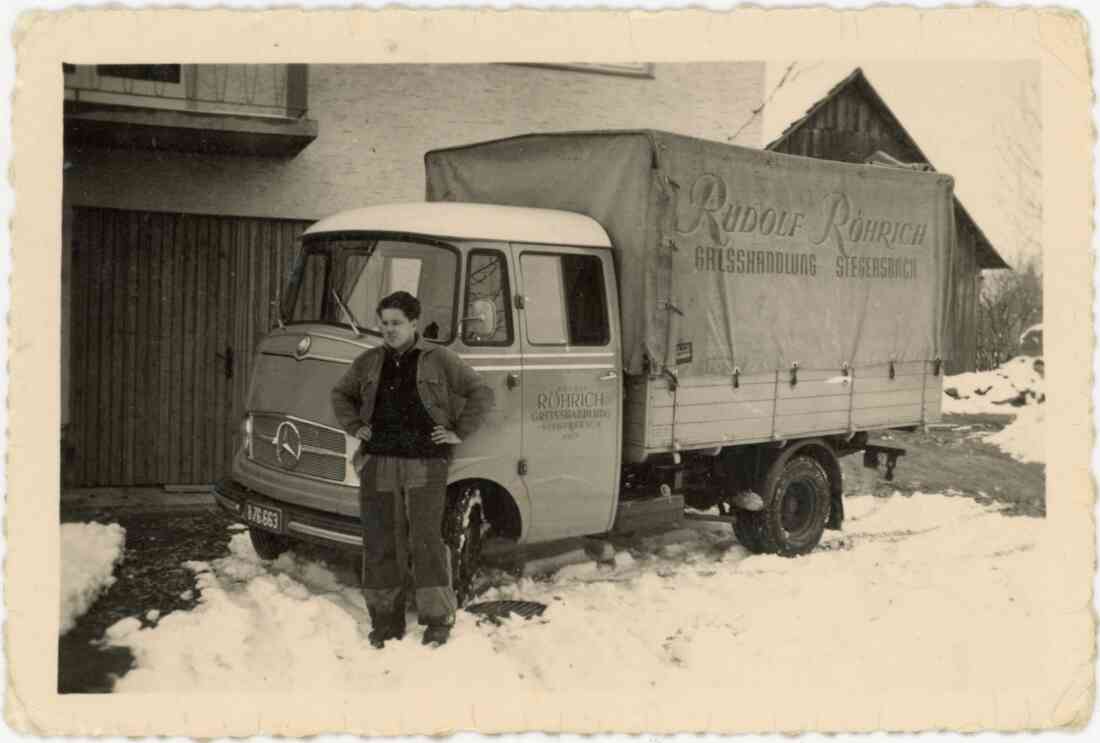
(561, 254, 610, 346)
(520, 254, 568, 344)
(463, 250, 513, 346)
(520, 252, 610, 346)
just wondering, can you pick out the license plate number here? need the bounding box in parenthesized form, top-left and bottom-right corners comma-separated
(243, 502, 284, 533)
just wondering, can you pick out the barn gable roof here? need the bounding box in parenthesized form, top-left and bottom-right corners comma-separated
(766, 67, 1009, 270)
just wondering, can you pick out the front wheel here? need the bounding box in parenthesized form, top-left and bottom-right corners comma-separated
(443, 484, 487, 607)
(249, 527, 291, 561)
(733, 510, 767, 554)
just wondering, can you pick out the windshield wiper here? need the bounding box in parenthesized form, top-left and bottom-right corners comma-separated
(330, 288, 362, 337)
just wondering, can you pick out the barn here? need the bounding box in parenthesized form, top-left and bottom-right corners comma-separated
(762, 67, 1010, 374)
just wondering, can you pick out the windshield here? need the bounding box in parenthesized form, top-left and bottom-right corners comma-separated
(283, 235, 459, 342)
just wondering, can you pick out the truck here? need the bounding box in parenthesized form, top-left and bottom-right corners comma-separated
(214, 130, 951, 599)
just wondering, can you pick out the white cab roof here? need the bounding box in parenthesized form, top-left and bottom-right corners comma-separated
(304, 202, 612, 248)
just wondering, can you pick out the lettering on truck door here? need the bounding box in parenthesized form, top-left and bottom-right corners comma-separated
(514, 245, 622, 541)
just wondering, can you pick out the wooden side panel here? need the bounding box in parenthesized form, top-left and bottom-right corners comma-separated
(851, 362, 926, 429)
(774, 369, 851, 437)
(638, 361, 937, 456)
(67, 207, 311, 486)
(924, 367, 944, 422)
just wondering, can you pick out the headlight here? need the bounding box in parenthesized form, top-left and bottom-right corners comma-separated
(241, 415, 253, 457)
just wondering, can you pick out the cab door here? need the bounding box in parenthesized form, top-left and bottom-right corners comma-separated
(513, 245, 622, 541)
(452, 244, 526, 506)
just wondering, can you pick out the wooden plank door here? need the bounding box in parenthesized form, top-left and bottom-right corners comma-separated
(67, 207, 310, 487)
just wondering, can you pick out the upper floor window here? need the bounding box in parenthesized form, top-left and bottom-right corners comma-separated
(96, 65, 182, 84)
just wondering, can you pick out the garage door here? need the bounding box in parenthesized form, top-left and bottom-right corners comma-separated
(66, 207, 313, 487)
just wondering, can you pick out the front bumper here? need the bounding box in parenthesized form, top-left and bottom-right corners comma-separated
(214, 478, 363, 552)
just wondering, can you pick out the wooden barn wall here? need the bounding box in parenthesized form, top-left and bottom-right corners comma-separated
(768, 88, 924, 163)
(770, 86, 980, 372)
(67, 207, 312, 487)
(946, 217, 980, 374)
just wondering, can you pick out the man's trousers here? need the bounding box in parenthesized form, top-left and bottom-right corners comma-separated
(359, 455, 457, 627)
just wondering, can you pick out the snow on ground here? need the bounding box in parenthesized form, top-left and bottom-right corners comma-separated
(942, 355, 1045, 463)
(943, 356, 1044, 416)
(60, 522, 126, 635)
(103, 493, 1045, 702)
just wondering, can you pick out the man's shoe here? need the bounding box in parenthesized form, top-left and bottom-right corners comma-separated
(367, 609, 406, 649)
(422, 624, 451, 647)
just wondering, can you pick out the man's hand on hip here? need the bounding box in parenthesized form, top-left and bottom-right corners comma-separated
(431, 426, 462, 445)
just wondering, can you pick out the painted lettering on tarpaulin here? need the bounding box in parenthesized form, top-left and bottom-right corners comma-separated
(810, 192, 928, 257)
(674, 174, 929, 281)
(695, 246, 818, 277)
(674, 173, 808, 247)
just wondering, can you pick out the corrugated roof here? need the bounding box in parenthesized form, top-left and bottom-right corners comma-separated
(765, 67, 1009, 270)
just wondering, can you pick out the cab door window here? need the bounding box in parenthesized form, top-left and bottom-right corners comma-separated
(520, 252, 609, 346)
(462, 249, 513, 346)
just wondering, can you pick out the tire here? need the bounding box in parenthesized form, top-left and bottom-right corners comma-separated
(249, 527, 291, 560)
(443, 484, 486, 607)
(757, 455, 832, 556)
(733, 511, 768, 554)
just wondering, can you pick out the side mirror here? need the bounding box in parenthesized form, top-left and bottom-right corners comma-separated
(462, 299, 497, 340)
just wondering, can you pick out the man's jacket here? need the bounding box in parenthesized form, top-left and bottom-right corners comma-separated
(331, 336, 494, 456)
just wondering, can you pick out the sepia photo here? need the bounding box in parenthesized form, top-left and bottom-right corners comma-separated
(6, 6, 1094, 736)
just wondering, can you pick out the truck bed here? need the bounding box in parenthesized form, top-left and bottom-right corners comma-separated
(623, 361, 942, 462)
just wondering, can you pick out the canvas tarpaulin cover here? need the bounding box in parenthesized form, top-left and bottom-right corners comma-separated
(425, 131, 953, 379)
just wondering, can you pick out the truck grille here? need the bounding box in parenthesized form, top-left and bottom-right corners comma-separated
(250, 413, 348, 482)
(252, 413, 345, 452)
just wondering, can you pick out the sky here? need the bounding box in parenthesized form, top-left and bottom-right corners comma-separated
(761, 60, 1042, 271)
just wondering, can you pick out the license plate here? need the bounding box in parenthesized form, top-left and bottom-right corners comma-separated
(242, 501, 284, 534)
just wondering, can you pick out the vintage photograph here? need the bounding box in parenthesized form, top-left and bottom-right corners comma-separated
(54, 56, 1054, 704)
(7, 5, 1091, 732)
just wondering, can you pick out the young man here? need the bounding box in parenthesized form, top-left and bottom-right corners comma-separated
(331, 291, 493, 648)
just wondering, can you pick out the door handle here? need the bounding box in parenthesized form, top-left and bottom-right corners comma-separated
(598, 371, 618, 382)
(215, 345, 235, 380)
(506, 372, 520, 390)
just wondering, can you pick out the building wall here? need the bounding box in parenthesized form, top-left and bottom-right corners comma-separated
(61, 63, 764, 435)
(64, 63, 765, 220)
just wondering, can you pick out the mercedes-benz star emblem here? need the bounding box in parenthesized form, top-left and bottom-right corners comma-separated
(295, 335, 312, 360)
(273, 421, 303, 469)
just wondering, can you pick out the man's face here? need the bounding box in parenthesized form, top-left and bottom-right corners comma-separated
(379, 307, 418, 349)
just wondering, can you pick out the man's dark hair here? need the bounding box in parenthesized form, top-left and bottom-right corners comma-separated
(377, 291, 421, 321)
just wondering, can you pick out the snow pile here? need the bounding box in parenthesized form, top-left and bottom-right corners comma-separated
(941, 352, 1045, 463)
(943, 356, 1045, 416)
(102, 494, 1046, 707)
(983, 403, 1045, 464)
(60, 522, 126, 635)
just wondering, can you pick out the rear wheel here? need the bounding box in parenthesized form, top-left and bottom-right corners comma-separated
(249, 527, 291, 561)
(443, 484, 487, 607)
(757, 455, 832, 556)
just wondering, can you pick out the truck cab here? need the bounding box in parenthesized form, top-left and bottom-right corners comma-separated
(215, 202, 623, 558)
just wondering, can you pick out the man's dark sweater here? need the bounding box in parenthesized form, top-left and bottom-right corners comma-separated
(364, 344, 450, 459)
